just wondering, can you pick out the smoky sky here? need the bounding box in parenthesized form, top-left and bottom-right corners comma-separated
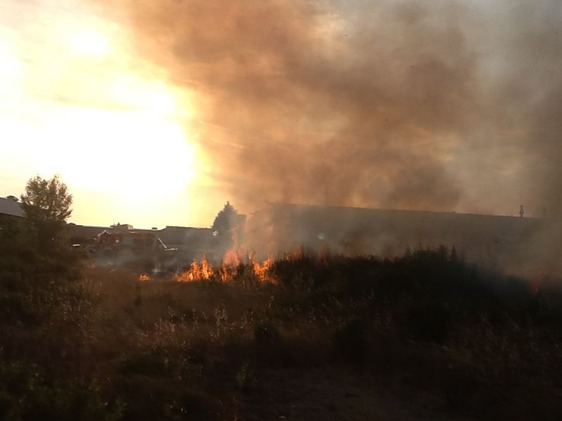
(93, 0, 562, 217)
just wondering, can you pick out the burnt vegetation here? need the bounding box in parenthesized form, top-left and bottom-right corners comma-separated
(2, 216, 562, 420)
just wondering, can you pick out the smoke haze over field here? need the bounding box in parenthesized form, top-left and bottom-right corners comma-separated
(89, 0, 562, 218)
(1, 0, 562, 227)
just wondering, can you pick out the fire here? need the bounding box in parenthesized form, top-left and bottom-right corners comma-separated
(219, 265, 238, 283)
(138, 273, 151, 282)
(175, 254, 277, 284)
(175, 257, 214, 282)
(223, 247, 242, 266)
(283, 245, 307, 262)
(252, 257, 274, 283)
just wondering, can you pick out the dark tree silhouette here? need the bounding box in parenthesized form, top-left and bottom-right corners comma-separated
(211, 202, 244, 259)
(1, 175, 81, 290)
(21, 175, 72, 244)
(212, 202, 237, 235)
(212, 201, 237, 245)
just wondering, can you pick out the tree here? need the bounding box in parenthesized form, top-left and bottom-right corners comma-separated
(20, 175, 72, 244)
(212, 202, 237, 237)
(211, 202, 244, 257)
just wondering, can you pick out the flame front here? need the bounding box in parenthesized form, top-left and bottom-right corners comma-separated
(175, 254, 276, 284)
(175, 257, 213, 282)
(252, 257, 274, 283)
(223, 247, 242, 267)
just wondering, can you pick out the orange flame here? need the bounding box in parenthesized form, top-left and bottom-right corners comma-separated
(175, 257, 213, 282)
(252, 256, 274, 283)
(138, 273, 151, 282)
(175, 253, 278, 284)
(223, 247, 242, 266)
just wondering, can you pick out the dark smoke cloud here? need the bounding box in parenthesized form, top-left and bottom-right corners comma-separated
(93, 0, 562, 218)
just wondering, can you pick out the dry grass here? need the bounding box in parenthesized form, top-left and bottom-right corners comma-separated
(2, 249, 562, 419)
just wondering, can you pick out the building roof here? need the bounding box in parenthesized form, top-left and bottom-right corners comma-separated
(0, 197, 24, 218)
(247, 202, 553, 256)
(67, 224, 109, 241)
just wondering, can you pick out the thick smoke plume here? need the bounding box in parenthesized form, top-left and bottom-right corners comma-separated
(90, 0, 561, 220)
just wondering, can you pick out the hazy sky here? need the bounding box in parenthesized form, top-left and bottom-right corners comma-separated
(1, 0, 561, 227)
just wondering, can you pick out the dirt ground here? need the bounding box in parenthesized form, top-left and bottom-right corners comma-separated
(231, 366, 476, 421)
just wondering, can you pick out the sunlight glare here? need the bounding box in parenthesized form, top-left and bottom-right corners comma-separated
(0, 37, 23, 98)
(111, 75, 177, 116)
(38, 108, 197, 196)
(0, 8, 204, 227)
(69, 29, 110, 58)
(20, 100, 201, 228)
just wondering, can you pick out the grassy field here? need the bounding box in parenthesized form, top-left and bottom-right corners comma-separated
(1, 247, 562, 420)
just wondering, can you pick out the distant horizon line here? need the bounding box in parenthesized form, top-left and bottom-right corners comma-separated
(65, 202, 555, 231)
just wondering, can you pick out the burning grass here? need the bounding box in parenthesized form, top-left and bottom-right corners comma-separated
(2, 247, 562, 419)
(174, 253, 277, 284)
